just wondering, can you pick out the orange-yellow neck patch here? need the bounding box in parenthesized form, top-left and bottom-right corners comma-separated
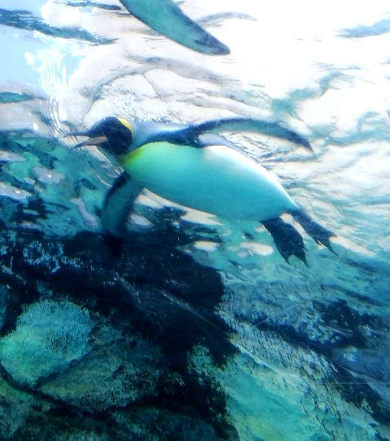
(117, 118, 134, 137)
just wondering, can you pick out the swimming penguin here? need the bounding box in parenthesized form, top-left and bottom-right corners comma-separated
(119, 0, 230, 55)
(67, 117, 335, 263)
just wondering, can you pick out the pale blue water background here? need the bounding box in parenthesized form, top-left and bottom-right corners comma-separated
(0, 1, 389, 439)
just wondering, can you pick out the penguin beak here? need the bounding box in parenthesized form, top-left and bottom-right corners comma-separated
(65, 131, 107, 150)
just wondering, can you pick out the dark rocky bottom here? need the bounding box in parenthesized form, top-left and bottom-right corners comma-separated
(0, 223, 238, 440)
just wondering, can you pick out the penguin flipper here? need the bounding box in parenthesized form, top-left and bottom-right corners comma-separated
(119, 0, 230, 55)
(291, 210, 336, 253)
(188, 117, 312, 151)
(101, 172, 142, 255)
(262, 217, 308, 265)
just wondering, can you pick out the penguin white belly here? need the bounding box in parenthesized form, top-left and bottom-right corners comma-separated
(121, 142, 298, 221)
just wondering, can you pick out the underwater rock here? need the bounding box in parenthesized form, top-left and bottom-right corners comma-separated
(333, 345, 390, 411)
(0, 300, 93, 387)
(190, 332, 382, 441)
(41, 326, 164, 411)
(111, 408, 221, 440)
(0, 224, 237, 438)
(0, 285, 10, 332)
(0, 376, 49, 439)
(333, 346, 390, 384)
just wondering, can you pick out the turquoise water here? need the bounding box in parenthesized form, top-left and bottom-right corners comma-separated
(0, 1, 389, 439)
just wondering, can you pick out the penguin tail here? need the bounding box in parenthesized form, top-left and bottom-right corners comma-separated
(291, 210, 336, 254)
(262, 217, 308, 265)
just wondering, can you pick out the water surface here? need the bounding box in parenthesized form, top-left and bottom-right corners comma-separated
(0, 1, 389, 440)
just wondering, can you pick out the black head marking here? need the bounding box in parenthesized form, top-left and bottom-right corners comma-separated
(87, 117, 133, 155)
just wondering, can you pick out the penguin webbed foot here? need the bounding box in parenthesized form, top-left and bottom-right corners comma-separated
(103, 233, 124, 258)
(291, 210, 336, 254)
(262, 217, 308, 265)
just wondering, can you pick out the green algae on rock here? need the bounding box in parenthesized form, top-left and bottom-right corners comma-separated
(0, 300, 93, 387)
(40, 327, 165, 411)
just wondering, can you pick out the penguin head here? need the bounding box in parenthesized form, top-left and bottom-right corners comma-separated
(68, 117, 133, 156)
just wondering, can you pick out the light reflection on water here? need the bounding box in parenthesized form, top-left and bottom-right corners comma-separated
(0, 0, 388, 290)
(0, 1, 389, 267)
(0, 1, 390, 439)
